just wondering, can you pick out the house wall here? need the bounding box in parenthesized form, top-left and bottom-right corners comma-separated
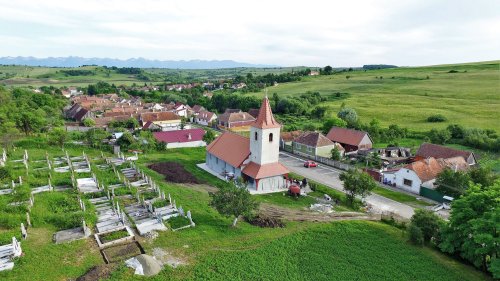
(256, 175, 287, 192)
(315, 145, 334, 158)
(393, 168, 422, 194)
(358, 134, 373, 150)
(165, 140, 206, 149)
(293, 142, 315, 156)
(228, 120, 255, 128)
(205, 153, 241, 177)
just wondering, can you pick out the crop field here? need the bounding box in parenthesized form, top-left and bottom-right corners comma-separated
(251, 61, 500, 132)
(0, 145, 493, 280)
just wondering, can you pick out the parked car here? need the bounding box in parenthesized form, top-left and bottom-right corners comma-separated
(303, 160, 318, 168)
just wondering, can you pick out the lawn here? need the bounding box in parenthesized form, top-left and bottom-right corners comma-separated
(372, 187, 433, 207)
(0, 145, 493, 281)
(250, 61, 500, 132)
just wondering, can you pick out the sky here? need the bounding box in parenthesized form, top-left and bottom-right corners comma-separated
(0, 0, 499, 67)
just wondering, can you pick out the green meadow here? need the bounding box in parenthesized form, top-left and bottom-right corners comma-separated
(252, 61, 500, 132)
(0, 146, 492, 281)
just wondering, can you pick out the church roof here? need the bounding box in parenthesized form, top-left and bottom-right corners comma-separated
(242, 161, 289, 180)
(206, 132, 250, 168)
(252, 97, 281, 129)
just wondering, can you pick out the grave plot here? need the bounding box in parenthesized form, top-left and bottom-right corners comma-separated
(90, 197, 126, 234)
(0, 237, 22, 271)
(124, 193, 167, 236)
(76, 174, 102, 194)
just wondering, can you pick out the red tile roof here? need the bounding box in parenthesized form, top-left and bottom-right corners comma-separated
(140, 111, 181, 123)
(252, 97, 281, 129)
(242, 161, 289, 179)
(206, 132, 250, 167)
(293, 131, 334, 147)
(326, 127, 371, 146)
(416, 143, 475, 163)
(153, 129, 205, 143)
(405, 156, 468, 182)
(280, 130, 304, 142)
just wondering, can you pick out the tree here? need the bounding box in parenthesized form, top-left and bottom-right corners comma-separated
(439, 182, 500, 277)
(365, 152, 382, 168)
(410, 209, 443, 243)
(85, 128, 109, 148)
(468, 166, 498, 188)
(14, 110, 46, 135)
(48, 127, 68, 147)
(428, 128, 451, 144)
(322, 65, 333, 75)
(203, 130, 216, 145)
(321, 117, 347, 134)
(310, 106, 327, 119)
(82, 118, 95, 127)
(435, 168, 471, 198)
(125, 117, 139, 130)
(116, 131, 136, 148)
(272, 93, 280, 112)
(330, 146, 341, 161)
(339, 169, 377, 205)
(337, 107, 358, 127)
(209, 182, 259, 227)
(408, 224, 424, 246)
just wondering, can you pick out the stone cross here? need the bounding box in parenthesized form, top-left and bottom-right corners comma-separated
(19, 176, 22, 185)
(48, 179, 53, 191)
(178, 206, 184, 216)
(168, 193, 172, 204)
(107, 190, 111, 199)
(161, 191, 165, 200)
(21, 223, 27, 240)
(83, 220, 91, 237)
(187, 210, 195, 226)
(26, 212, 31, 227)
(173, 199, 177, 209)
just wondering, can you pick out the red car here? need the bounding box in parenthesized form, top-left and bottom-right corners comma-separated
(303, 160, 318, 168)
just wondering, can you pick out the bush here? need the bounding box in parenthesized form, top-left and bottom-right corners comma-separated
(427, 114, 447, 122)
(408, 224, 424, 246)
(410, 209, 443, 242)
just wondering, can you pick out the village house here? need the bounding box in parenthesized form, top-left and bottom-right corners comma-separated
(206, 97, 289, 193)
(248, 108, 260, 119)
(191, 105, 206, 116)
(153, 128, 206, 149)
(382, 156, 469, 194)
(139, 112, 182, 131)
(292, 132, 344, 158)
(195, 111, 217, 126)
(415, 143, 477, 166)
(326, 127, 373, 152)
(279, 130, 304, 150)
(217, 109, 256, 129)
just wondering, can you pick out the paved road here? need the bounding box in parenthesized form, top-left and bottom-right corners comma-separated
(279, 152, 416, 219)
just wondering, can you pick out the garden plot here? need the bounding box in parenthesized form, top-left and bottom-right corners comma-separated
(0, 237, 22, 272)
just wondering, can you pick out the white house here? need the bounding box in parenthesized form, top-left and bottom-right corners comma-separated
(153, 129, 206, 149)
(383, 156, 468, 194)
(195, 111, 217, 126)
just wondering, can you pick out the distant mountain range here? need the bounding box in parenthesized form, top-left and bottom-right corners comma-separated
(0, 56, 278, 69)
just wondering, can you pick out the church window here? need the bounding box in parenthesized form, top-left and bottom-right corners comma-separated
(269, 133, 273, 142)
(254, 132, 258, 141)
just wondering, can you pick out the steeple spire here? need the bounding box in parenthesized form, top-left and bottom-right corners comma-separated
(252, 96, 281, 129)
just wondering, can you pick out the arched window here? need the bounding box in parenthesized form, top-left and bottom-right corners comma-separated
(254, 132, 258, 141)
(269, 133, 273, 142)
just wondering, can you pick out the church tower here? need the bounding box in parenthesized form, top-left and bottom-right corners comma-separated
(249, 97, 281, 165)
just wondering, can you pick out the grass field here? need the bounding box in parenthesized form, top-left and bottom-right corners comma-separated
(0, 146, 493, 280)
(251, 61, 500, 132)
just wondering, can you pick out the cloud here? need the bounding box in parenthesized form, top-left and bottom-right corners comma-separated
(0, 0, 498, 66)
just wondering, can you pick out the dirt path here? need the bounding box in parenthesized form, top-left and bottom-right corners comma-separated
(259, 203, 380, 222)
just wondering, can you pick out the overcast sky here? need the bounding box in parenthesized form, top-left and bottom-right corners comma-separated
(0, 0, 498, 66)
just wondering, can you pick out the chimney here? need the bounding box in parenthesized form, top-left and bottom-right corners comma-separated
(187, 133, 192, 140)
(425, 157, 430, 165)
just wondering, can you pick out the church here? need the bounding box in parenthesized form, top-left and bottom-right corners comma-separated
(205, 96, 289, 192)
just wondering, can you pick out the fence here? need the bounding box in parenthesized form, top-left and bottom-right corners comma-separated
(281, 146, 351, 171)
(419, 187, 445, 203)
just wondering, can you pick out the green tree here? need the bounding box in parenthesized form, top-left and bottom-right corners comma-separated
(310, 106, 327, 119)
(435, 168, 471, 198)
(272, 92, 280, 112)
(468, 166, 498, 188)
(82, 118, 95, 127)
(85, 128, 109, 148)
(439, 182, 500, 277)
(408, 224, 424, 246)
(126, 117, 139, 130)
(321, 117, 347, 134)
(428, 128, 451, 144)
(410, 209, 443, 243)
(209, 182, 259, 227)
(322, 65, 333, 75)
(339, 169, 377, 205)
(203, 130, 216, 145)
(14, 110, 46, 135)
(116, 131, 136, 148)
(337, 107, 358, 127)
(330, 146, 341, 161)
(48, 127, 68, 147)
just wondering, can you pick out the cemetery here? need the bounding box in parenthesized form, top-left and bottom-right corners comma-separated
(0, 146, 195, 275)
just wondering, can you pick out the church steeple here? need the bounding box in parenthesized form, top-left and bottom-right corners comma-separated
(252, 96, 281, 129)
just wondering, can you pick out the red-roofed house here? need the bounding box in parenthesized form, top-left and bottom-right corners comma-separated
(326, 127, 373, 152)
(415, 143, 477, 166)
(153, 128, 206, 149)
(205, 97, 289, 193)
(382, 156, 469, 194)
(195, 111, 217, 126)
